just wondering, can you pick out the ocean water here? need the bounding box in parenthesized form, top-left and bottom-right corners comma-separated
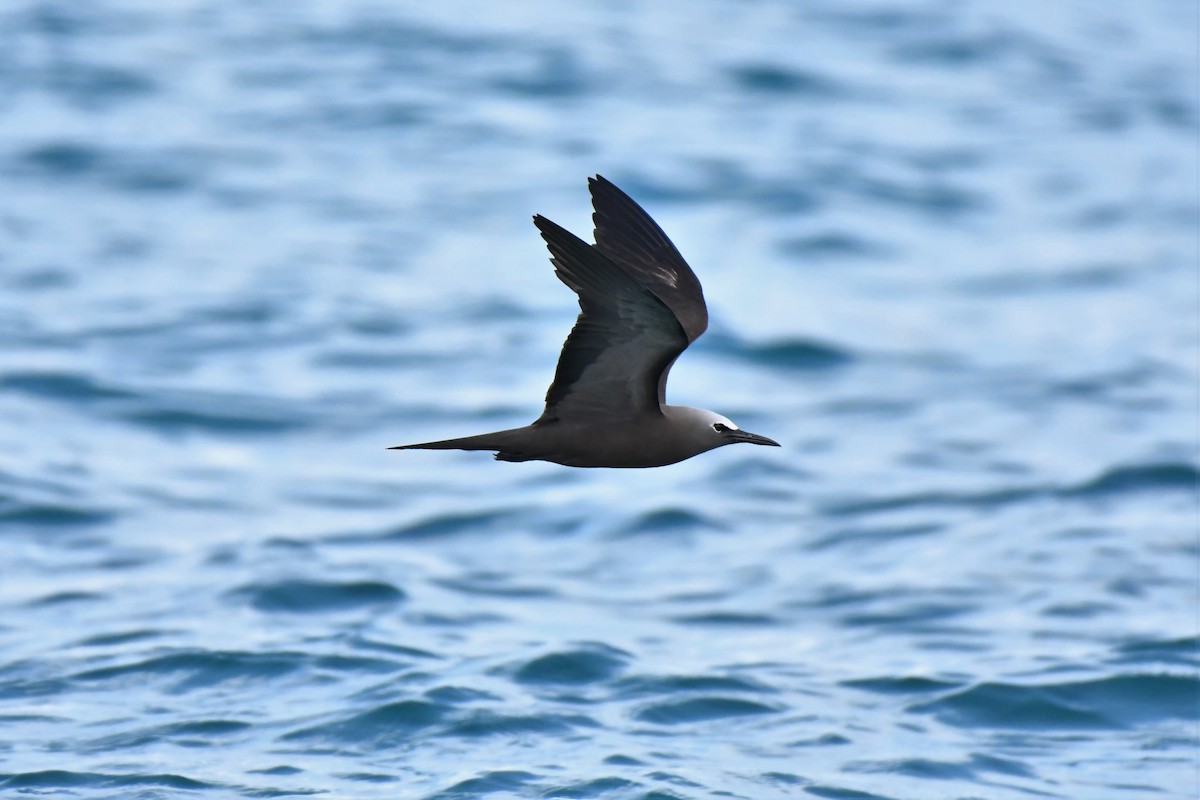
(1, 1, 1197, 798)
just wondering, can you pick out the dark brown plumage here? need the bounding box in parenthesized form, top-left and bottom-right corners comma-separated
(391, 176, 778, 467)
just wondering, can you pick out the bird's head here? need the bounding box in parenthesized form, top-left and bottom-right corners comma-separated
(672, 407, 781, 451)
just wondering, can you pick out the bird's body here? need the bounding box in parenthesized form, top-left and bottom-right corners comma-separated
(391, 176, 779, 468)
(398, 406, 752, 468)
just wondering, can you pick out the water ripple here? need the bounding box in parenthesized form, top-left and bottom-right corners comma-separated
(229, 579, 407, 614)
(910, 674, 1200, 730)
(511, 644, 629, 686)
(0, 770, 215, 792)
(634, 696, 779, 725)
(823, 460, 1200, 517)
(282, 700, 445, 746)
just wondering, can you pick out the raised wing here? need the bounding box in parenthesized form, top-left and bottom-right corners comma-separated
(588, 175, 707, 343)
(533, 214, 688, 423)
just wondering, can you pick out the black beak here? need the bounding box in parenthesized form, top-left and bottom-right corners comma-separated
(729, 429, 781, 447)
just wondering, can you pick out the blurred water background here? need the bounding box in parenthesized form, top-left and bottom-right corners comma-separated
(1, 1, 1198, 798)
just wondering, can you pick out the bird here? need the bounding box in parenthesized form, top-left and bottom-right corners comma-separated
(390, 175, 780, 468)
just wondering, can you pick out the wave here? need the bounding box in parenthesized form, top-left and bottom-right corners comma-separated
(909, 673, 1199, 730)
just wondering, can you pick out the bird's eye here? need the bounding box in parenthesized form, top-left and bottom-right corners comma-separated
(713, 423, 729, 433)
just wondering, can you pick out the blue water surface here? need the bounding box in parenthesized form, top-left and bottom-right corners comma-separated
(1, 1, 1197, 798)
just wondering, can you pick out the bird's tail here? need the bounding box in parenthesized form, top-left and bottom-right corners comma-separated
(388, 427, 529, 454)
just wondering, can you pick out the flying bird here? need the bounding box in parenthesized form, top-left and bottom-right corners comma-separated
(391, 176, 779, 467)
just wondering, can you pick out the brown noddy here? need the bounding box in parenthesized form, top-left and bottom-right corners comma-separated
(390, 175, 780, 467)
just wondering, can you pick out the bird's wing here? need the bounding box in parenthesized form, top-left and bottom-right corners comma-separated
(588, 175, 708, 343)
(534, 214, 689, 422)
